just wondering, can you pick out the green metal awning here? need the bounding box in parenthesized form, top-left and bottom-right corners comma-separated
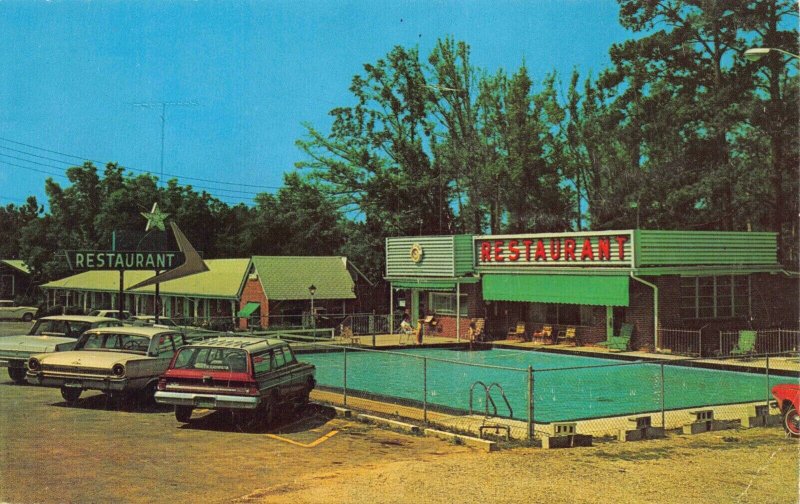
(482, 274, 629, 306)
(237, 302, 261, 317)
(391, 279, 456, 291)
(389, 277, 479, 291)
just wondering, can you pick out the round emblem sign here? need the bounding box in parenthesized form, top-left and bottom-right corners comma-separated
(409, 243, 424, 263)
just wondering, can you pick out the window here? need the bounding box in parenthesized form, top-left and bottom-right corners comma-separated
(271, 348, 286, 369)
(155, 335, 175, 357)
(253, 352, 271, 374)
(539, 303, 588, 326)
(680, 275, 750, 319)
(428, 292, 468, 316)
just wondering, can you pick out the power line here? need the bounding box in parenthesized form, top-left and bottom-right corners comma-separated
(0, 136, 284, 190)
(0, 145, 266, 198)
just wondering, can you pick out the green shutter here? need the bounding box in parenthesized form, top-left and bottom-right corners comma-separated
(392, 279, 456, 290)
(482, 274, 629, 306)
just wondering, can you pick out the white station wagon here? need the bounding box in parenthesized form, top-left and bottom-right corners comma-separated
(27, 325, 187, 406)
(0, 315, 121, 383)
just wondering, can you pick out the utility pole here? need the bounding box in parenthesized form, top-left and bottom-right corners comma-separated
(129, 100, 198, 185)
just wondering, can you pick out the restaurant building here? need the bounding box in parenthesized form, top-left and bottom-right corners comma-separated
(386, 230, 797, 352)
(41, 256, 359, 330)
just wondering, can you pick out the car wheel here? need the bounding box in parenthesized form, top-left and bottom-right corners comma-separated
(60, 386, 81, 406)
(175, 405, 193, 423)
(139, 382, 158, 409)
(22, 313, 33, 322)
(783, 405, 800, 438)
(8, 367, 26, 384)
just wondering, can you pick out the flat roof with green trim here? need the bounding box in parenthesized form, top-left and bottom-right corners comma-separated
(251, 256, 355, 301)
(40, 258, 251, 299)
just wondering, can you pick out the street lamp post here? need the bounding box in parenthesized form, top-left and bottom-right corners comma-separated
(308, 284, 317, 337)
(744, 47, 800, 62)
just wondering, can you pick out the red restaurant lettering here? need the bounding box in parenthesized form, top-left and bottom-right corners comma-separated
(534, 239, 547, 261)
(508, 240, 520, 261)
(494, 240, 505, 262)
(564, 239, 576, 260)
(481, 241, 491, 261)
(615, 235, 628, 260)
(597, 238, 611, 260)
(580, 238, 594, 260)
(550, 239, 561, 260)
(523, 240, 533, 261)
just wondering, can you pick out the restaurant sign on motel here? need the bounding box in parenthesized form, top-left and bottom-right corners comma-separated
(474, 231, 633, 268)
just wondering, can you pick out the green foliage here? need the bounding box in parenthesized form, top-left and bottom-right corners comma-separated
(8, 9, 800, 284)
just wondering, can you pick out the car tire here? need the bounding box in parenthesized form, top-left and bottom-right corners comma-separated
(22, 313, 33, 322)
(783, 405, 800, 438)
(175, 405, 193, 423)
(232, 410, 258, 431)
(8, 367, 26, 384)
(60, 386, 81, 406)
(262, 397, 276, 428)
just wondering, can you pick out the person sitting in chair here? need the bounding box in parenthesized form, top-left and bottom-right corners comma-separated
(400, 312, 413, 336)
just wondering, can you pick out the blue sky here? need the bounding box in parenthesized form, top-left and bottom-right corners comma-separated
(0, 1, 631, 207)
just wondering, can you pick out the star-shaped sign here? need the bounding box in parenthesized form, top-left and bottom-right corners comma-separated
(141, 202, 169, 232)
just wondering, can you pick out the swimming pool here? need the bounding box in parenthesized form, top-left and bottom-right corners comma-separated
(302, 347, 799, 423)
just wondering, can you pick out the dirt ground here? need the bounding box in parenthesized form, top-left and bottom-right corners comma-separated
(0, 321, 798, 504)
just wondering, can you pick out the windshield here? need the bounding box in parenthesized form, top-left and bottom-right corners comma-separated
(77, 333, 150, 353)
(29, 320, 69, 337)
(172, 347, 249, 373)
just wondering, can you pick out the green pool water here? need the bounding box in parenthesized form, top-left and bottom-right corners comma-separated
(302, 347, 799, 423)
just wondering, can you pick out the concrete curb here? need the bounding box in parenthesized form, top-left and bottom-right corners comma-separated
(423, 428, 497, 452)
(357, 414, 421, 434)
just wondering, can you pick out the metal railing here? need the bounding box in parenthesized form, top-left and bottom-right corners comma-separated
(659, 327, 703, 356)
(719, 328, 800, 357)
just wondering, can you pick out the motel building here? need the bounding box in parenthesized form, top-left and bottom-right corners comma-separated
(40, 256, 357, 330)
(385, 230, 798, 354)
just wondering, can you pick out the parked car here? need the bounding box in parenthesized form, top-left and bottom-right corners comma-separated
(0, 300, 39, 321)
(155, 337, 315, 428)
(0, 315, 122, 384)
(772, 383, 800, 438)
(27, 326, 187, 406)
(88, 309, 131, 320)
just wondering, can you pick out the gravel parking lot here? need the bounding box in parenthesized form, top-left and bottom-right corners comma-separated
(0, 321, 797, 504)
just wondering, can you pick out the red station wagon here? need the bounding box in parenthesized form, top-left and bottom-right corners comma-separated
(155, 337, 315, 429)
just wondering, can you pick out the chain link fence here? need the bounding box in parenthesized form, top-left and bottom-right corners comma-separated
(293, 341, 798, 445)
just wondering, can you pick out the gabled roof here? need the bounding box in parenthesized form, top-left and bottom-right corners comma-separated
(251, 256, 355, 301)
(40, 258, 251, 300)
(1, 260, 31, 275)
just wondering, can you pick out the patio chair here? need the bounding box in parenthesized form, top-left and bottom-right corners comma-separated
(507, 322, 527, 341)
(556, 326, 578, 346)
(532, 325, 553, 344)
(469, 318, 486, 342)
(730, 330, 757, 357)
(597, 323, 633, 351)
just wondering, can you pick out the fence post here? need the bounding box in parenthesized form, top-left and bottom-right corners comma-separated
(660, 362, 666, 430)
(423, 357, 428, 424)
(765, 354, 770, 409)
(719, 331, 723, 357)
(372, 310, 376, 348)
(527, 366, 534, 445)
(343, 346, 348, 407)
(698, 330, 703, 357)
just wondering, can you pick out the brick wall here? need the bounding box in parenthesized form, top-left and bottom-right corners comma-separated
(239, 277, 269, 330)
(627, 280, 655, 351)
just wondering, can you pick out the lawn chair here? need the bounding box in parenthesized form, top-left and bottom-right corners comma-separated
(532, 325, 553, 344)
(469, 318, 486, 342)
(597, 323, 633, 351)
(556, 326, 578, 346)
(507, 322, 527, 341)
(730, 330, 757, 357)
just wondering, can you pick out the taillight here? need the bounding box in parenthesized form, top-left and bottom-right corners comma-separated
(111, 364, 125, 377)
(28, 358, 40, 371)
(247, 383, 259, 396)
(157, 378, 167, 391)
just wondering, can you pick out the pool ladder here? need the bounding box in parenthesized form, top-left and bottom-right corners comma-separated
(469, 381, 513, 440)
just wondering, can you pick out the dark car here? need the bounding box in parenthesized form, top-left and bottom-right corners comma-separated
(155, 337, 315, 429)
